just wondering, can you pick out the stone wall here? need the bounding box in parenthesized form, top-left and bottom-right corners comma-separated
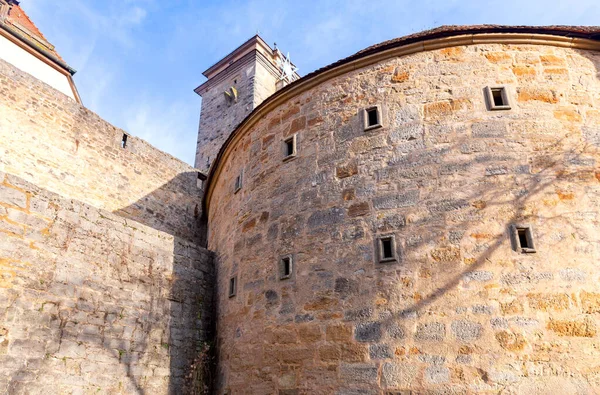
(0, 172, 214, 394)
(0, 58, 204, 245)
(206, 43, 600, 393)
(0, 57, 215, 394)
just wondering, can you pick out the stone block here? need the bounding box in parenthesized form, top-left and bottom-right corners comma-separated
(527, 293, 571, 311)
(391, 68, 410, 83)
(369, 344, 392, 359)
(304, 296, 338, 311)
(471, 121, 506, 138)
(340, 363, 378, 385)
(381, 362, 418, 388)
(500, 300, 523, 315)
(307, 207, 345, 229)
(298, 325, 322, 343)
(387, 323, 406, 340)
(344, 308, 373, 322)
(319, 344, 341, 361)
(327, 324, 353, 342)
(547, 319, 596, 337)
(517, 87, 558, 103)
(355, 322, 382, 342)
(341, 343, 367, 362)
(463, 271, 493, 283)
(425, 365, 450, 384)
(471, 305, 494, 315)
(335, 278, 359, 296)
(580, 291, 600, 314)
(294, 314, 313, 323)
(0, 185, 27, 208)
(336, 162, 359, 178)
(427, 199, 469, 213)
(348, 202, 370, 217)
(373, 190, 419, 210)
(415, 322, 445, 342)
(451, 320, 482, 342)
(495, 330, 526, 351)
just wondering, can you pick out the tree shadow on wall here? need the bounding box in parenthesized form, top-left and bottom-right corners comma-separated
(353, 51, 600, 391)
(3, 172, 214, 395)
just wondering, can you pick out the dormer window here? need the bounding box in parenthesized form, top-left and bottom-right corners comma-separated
(363, 106, 383, 131)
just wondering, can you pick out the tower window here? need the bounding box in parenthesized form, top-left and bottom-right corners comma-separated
(377, 235, 397, 263)
(511, 225, 536, 253)
(283, 134, 297, 161)
(196, 172, 207, 189)
(121, 134, 128, 149)
(363, 106, 382, 131)
(485, 86, 511, 110)
(279, 255, 293, 280)
(229, 276, 237, 298)
(234, 169, 243, 193)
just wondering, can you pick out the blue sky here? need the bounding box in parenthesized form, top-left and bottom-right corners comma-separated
(23, 0, 599, 165)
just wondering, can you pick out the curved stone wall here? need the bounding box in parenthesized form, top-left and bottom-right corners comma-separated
(207, 42, 600, 393)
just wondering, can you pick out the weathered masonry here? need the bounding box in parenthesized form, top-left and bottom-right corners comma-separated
(2, 11, 600, 395)
(194, 35, 299, 172)
(202, 26, 600, 394)
(0, 3, 215, 392)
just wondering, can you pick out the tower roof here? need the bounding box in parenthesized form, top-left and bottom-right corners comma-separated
(0, 0, 75, 74)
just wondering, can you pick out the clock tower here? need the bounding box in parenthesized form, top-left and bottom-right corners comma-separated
(194, 35, 299, 172)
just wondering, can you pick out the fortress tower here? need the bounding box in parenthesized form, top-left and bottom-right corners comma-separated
(202, 26, 600, 394)
(194, 35, 299, 172)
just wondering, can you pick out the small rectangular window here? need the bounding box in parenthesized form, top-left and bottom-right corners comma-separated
(377, 235, 397, 263)
(197, 172, 207, 189)
(229, 276, 237, 298)
(234, 170, 243, 193)
(485, 86, 511, 111)
(121, 134, 128, 149)
(511, 225, 536, 253)
(283, 134, 297, 161)
(363, 106, 383, 131)
(279, 255, 293, 280)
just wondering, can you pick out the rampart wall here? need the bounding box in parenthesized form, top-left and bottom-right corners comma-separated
(0, 58, 214, 394)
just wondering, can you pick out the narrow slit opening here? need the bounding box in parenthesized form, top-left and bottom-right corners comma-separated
(229, 277, 236, 297)
(121, 134, 128, 149)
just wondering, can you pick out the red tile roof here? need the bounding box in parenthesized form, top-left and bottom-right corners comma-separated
(3, 1, 64, 61)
